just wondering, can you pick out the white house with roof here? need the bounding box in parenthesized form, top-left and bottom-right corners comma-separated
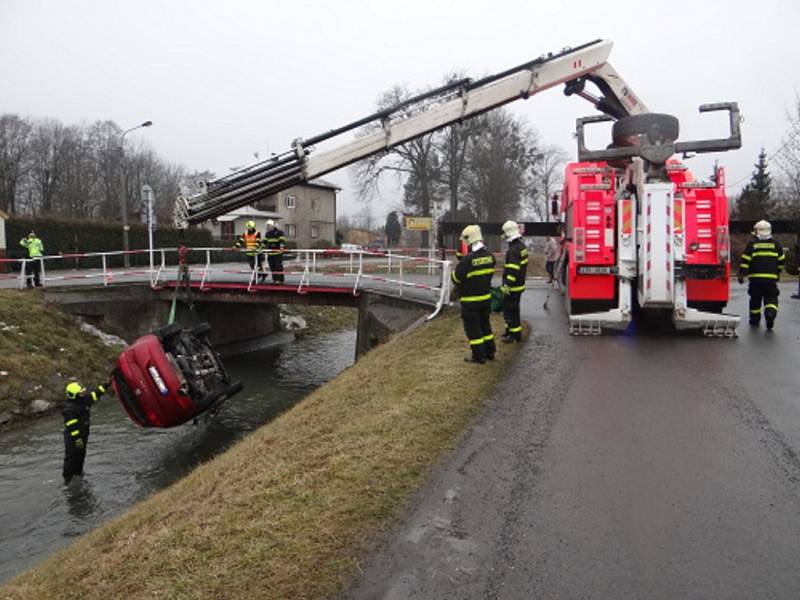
(208, 206, 281, 243)
(208, 178, 339, 247)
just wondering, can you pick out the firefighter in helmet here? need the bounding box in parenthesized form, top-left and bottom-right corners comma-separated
(500, 220, 528, 342)
(738, 219, 785, 330)
(62, 379, 112, 485)
(264, 219, 286, 284)
(452, 225, 496, 363)
(235, 220, 266, 282)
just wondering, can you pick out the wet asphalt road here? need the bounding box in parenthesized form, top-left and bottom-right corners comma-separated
(346, 281, 800, 600)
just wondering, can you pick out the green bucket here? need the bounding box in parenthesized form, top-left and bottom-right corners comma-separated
(490, 287, 504, 312)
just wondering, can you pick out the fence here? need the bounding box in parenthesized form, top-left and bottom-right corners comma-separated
(0, 247, 453, 319)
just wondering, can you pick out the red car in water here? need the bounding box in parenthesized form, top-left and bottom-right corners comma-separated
(112, 322, 243, 428)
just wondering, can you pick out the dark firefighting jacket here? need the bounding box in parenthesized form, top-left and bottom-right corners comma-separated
(264, 227, 286, 255)
(452, 245, 496, 307)
(63, 383, 109, 449)
(503, 238, 528, 293)
(739, 237, 785, 281)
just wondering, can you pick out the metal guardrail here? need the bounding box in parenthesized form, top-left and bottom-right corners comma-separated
(0, 247, 453, 320)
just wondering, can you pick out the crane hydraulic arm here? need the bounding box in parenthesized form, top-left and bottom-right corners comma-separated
(175, 39, 648, 227)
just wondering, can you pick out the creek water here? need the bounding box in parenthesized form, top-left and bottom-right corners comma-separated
(0, 328, 356, 583)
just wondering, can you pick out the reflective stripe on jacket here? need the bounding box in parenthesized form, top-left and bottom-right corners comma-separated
(503, 238, 528, 293)
(452, 246, 495, 305)
(235, 232, 262, 256)
(739, 238, 785, 280)
(62, 383, 108, 440)
(264, 228, 286, 254)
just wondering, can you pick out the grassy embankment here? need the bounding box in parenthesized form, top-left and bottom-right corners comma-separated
(3, 310, 522, 600)
(0, 289, 121, 425)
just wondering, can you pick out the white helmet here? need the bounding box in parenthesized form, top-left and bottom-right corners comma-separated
(266, 219, 275, 228)
(460, 224, 482, 246)
(753, 220, 771, 240)
(502, 220, 521, 240)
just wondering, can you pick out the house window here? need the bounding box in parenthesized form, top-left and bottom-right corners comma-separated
(285, 195, 296, 209)
(311, 225, 319, 239)
(286, 224, 297, 238)
(220, 221, 235, 241)
(311, 197, 320, 212)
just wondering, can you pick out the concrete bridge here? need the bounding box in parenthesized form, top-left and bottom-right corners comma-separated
(1, 247, 452, 358)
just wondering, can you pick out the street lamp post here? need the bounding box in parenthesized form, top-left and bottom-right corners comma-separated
(121, 120, 152, 266)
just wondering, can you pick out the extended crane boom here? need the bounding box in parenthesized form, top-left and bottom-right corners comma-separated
(175, 39, 647, 227)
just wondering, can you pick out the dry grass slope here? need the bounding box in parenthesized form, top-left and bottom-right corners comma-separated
(2, 311, 520, 600)
(0, 290, 120, 419)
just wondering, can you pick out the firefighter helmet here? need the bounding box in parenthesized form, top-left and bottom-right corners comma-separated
(266, 219, 275, 228)
(502, 220, 521, 240)
(246, 220, 256, 231)
(753, 220, 772, 240)
(65, 381, 84, 399)
(460, 224, 482, 246)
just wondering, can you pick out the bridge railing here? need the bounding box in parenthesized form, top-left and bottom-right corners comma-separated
(0, 246, 453, 318)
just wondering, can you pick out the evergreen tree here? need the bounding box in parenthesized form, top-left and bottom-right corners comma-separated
(735, 149, 775, 220)
(384, 211, 402, 246)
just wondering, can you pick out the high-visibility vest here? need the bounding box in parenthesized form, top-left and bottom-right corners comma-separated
(20, 237, 44, 258)
(242, 232, 260, 255)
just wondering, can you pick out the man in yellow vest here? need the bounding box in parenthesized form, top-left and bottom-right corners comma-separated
(19, 231, 44, 288)
(235, 220, 266, 282)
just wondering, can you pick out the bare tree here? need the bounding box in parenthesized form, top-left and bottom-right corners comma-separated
(526, 143, 569, 221)
(0, 114, 32, 215)
(86, 120, 124, 219)
(352, 85, 442, 246)
(26, 119, 71, 215)
(58, 125, 98, 218)
(463, 109, 540, 223)
(775, 96, 800, 217)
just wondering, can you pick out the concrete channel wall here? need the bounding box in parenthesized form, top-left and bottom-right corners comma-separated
(44, 284, 432, 360)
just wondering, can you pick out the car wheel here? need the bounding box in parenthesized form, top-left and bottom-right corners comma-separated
(191, 322, 212, 337)
(156, 323, 183, 342)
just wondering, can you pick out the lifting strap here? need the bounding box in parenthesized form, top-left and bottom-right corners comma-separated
(168, 236, 195, 325)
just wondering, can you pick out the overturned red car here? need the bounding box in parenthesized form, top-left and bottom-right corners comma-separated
(112, 322, 243, 428)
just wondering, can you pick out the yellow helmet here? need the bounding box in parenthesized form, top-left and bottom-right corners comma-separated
(65, 382, 84, 399)
(460, 225, 482, 246)
(246, 220, 256, 230)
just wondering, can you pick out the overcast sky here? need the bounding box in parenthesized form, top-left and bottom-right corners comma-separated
(2, 0, 798, 222)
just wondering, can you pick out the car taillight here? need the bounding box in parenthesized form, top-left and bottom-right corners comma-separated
(574, 227, 585, 263)
(717, 226, 730, 263)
